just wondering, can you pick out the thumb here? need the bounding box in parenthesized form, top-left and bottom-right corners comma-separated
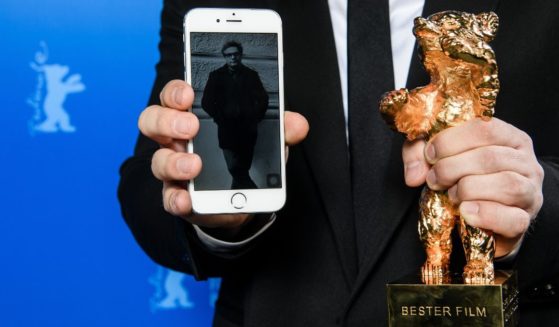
(402, 138, 430, 187)
(284, 111, 309, 146)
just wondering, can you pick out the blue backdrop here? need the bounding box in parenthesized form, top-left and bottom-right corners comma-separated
(0, 1, 216, 326)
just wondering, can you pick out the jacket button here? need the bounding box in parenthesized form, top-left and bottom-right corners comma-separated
(544, 284, 555, 297)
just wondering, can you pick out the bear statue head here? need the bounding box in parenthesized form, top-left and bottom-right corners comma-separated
(413, 11, 499, 66)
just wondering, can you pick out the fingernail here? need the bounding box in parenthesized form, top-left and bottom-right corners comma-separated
(169, 191, 178, 212)
(461, 202, 480, 225)
(174, 86, 185, 105)
(425, 143, 436, 162)
(174, 118, 190, 135)
(405, 161, 421, 180)
(426, 169, 437, 186)
(176, 158, 191, 174)
(462, 202, 479, 215)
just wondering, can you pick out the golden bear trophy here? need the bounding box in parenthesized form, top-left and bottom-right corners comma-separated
(382, 11, 518, 326)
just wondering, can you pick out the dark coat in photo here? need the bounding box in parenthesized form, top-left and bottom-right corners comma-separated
(201, 64, 268, 150)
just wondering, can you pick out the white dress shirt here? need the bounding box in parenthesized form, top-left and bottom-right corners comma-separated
(329, 0, 424, 129)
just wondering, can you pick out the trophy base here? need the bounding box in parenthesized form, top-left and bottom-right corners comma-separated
(387, 270, 518, 326)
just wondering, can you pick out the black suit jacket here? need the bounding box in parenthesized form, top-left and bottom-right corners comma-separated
(118, 0, 559, 325)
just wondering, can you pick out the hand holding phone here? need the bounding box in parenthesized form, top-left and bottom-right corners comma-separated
(138, 80, 308, 228)
(138, 8, 308, 229)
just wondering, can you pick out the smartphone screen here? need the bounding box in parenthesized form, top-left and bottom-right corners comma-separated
(189, 32, 282, 191)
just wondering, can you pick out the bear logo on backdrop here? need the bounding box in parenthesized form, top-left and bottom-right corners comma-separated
(27, 41, 85, 135)
(149, 266, 221, 312)
(149, 267, 194, 311)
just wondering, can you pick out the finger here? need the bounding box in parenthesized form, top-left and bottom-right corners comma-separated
(448, 171, 540, 211)
(402, 138, 430, 187)
(163, 182, 193, 217)
(138, 105, 200, 144)
(159, 79, 195, 110)
(426, 145, 533, 190)
(163, 139, 187, 153)
(284, 111, 309, 146)
(424, 118, 533, 164)
(459, 200, 531, 239)
(152, 148, 202, 181)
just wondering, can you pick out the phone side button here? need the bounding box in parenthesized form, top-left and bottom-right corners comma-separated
(231, 192, 247, 209)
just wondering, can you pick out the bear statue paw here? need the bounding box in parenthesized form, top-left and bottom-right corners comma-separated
(380, 88, 409, 128)
(421, 263, 451, 285)
(380, 88, 409, 113)
(463, 262, 495, 284)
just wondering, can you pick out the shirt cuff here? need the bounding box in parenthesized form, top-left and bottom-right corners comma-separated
(494, 235, 524, 264)
(193, 213, 276, 253)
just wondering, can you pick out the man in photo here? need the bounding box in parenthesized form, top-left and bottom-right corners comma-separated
(201, 41, 269, 189)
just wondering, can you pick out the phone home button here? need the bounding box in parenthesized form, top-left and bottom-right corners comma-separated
(231, 192, 247, 209)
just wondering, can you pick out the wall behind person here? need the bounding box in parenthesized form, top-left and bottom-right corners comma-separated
(0, 1, 216, 326)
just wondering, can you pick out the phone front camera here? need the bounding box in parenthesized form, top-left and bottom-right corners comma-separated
(232, 13, 236, 16)
(216, 19, 220, 23)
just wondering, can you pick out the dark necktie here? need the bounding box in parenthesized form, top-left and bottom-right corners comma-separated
(347, 0, 396, 264)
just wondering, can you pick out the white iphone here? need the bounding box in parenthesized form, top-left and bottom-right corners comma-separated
(184, 8, 286, 214)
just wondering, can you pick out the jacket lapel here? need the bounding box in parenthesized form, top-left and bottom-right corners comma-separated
(344, 0, 502, 312)
(278, 0, 358, 287)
